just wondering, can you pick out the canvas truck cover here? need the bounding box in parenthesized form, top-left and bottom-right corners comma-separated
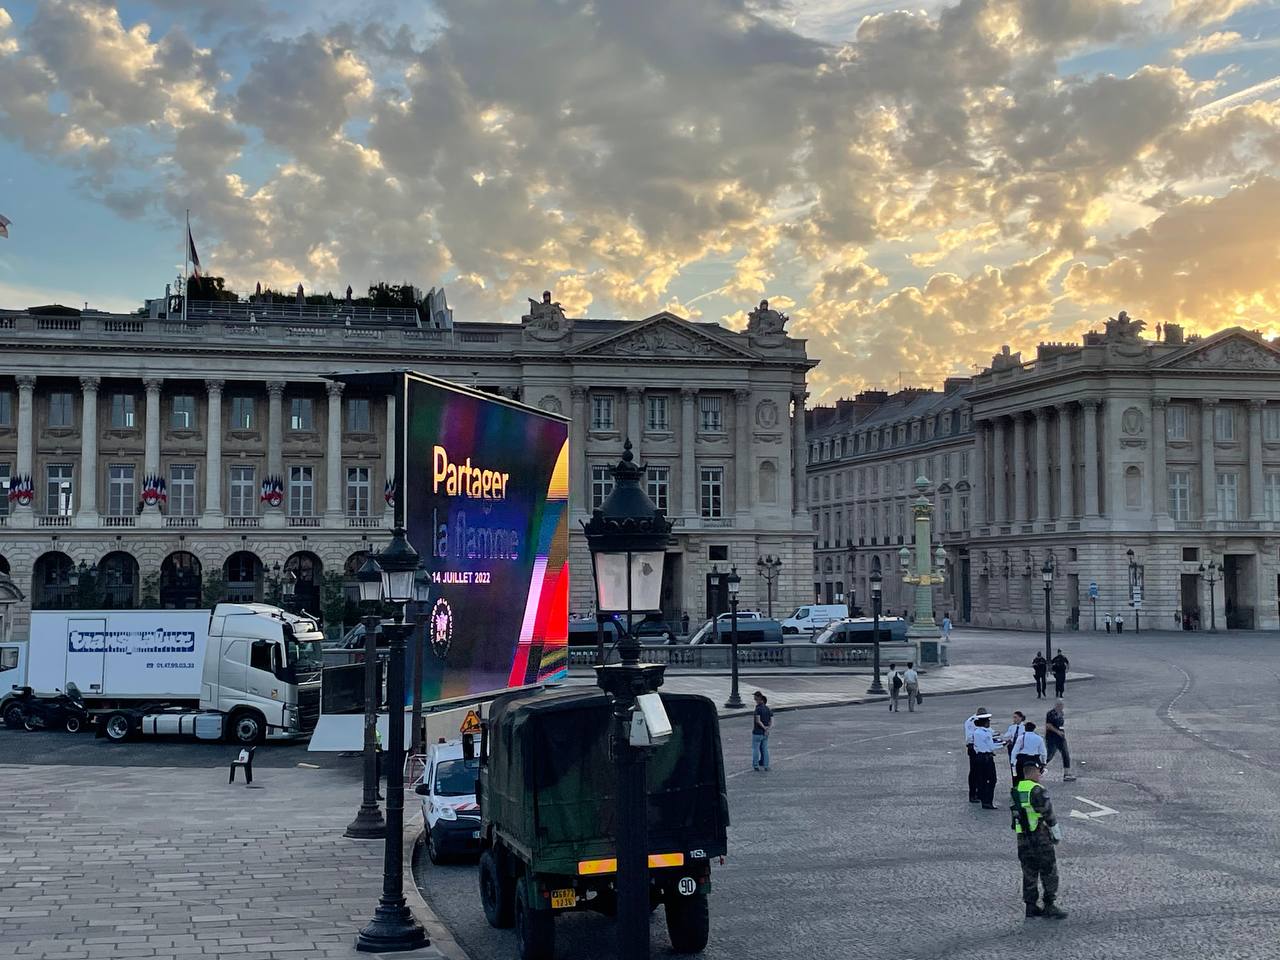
(483, 687, 729, 873)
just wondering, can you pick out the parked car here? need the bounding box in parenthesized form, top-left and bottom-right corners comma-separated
(567, 619, 623, 647)
(780, 604, 849, 635)
(810, 617, 910, 644)
(688, 618, 783, 645)
(633, 616, 679, 645)
(416, 739, 483, 864)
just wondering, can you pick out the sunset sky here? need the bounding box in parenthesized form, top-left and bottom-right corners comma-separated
(1, 0, 1277, 400)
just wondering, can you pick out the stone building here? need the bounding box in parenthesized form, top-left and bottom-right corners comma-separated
(0, 293, 815, 638)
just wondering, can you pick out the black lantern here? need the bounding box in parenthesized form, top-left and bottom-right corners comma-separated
(724, 567, 744, 710)
(867, 569, 885, 695)
(376, 526, 419, 607)
(1041, 559, 1054, 663)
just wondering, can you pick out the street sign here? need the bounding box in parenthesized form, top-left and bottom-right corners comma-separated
(460, 709, 482, 735)
(1089, 581, 1099, 599)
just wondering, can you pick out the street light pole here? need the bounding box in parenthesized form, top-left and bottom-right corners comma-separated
(867, 570, 885, 695)
(1199, 560, 1221, 633)
(1041, 560, 1054, 665)
(724, 567, 743, 710)
(345, 557, 385, 841)
(756, 554, 781, 619)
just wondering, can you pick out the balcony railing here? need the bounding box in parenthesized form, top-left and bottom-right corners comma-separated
(38, 515, 72, 527)
(288, 516, 321, 528)
(102, 516, 136, 528)
(346, 516, 383, 528)
(227, 516, 261, 529)
(164, 516, 200, 528)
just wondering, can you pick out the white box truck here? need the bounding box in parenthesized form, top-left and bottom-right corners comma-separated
(0, 603, 324, 744)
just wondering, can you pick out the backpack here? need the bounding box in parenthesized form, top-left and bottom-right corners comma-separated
(892, 672, 903, 691)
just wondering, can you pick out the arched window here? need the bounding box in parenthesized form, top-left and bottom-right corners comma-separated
(1124, 466, 1142, 509)
(285, 551, 323, 615)
(98, 552, 139, 609)
(161, 552, 202, 609)
(224, 552, 263, 603)
(32, 552, 75, 609)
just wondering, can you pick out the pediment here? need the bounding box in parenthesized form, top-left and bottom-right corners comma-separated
(574, 313, 755, 361)
(1155, 329, 1280, 372)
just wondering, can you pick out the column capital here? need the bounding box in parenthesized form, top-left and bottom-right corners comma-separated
(1081, 398, 1100, 411)
(791, 390, 809, 405)
(569, 386, 588, 402)
(16, 374, 36, 391)
(1151, 397, 1168, 410)
(680, 387, 699, 401)
(266, 381, 287, 399)
(1201, 397, 1218, 410)
(624, 386, 644, 400)
(79, 376, 100, 393)
(734, 388, 751, 403)
(1053, 401, 1073, 415)
(205, 378, 225, 396)
(143, 377, 165, 394)
(326, 380, 344, 399)
(1249, 398, 1266, 412)
(1034, 406, 1053, 421)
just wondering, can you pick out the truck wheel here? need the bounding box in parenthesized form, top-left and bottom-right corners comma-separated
(2, 703, 23, 729)
(23, 715, 40, 732)
(65, 716, 83, 734)
(228, 711, 265, 745)
(104, 712, 133, 742)
(665, 888, 710, 954)
(478, 849, 514, 928)
(514, 884, 554, 960)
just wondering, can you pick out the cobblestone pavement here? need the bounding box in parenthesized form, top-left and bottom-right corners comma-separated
(416, 627, 1280, 960)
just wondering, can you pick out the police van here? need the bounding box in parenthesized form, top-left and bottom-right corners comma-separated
(416, 738, 482, 864)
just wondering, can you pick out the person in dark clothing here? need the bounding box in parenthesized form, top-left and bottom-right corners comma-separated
(972, 713, 1000, 809)
(1011, 761, 1067, 919)
(1044, 700, 1076, 782)
(681, 611, 690, 635)
(1050, 649, 1069, 698)
(751, 690, 772, 771)
(1031, 653, 1048, 699)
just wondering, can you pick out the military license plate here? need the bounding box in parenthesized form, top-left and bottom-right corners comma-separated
(550, 889, 577, 910)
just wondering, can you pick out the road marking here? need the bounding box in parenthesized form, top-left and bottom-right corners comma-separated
(1069, 796, 1117, 821)
(725, 722, 956, 779)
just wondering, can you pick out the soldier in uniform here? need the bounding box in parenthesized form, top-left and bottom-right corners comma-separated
(1011, 760, 1067, 919)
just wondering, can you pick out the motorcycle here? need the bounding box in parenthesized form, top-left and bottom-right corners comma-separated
(6, 684, 90, 733)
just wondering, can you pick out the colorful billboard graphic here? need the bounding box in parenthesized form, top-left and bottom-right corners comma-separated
(404, 374, 570, 702)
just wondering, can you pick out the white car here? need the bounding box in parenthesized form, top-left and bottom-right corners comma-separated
(415, 739, 482, 864)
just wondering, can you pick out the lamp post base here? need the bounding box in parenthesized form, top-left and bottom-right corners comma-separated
(355, 902, 427, 953)
(866, 680, 886, 695)
(344, 805, 385, 840)
(723, 693, 744, 709)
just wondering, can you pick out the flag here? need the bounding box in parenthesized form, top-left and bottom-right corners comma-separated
(0, 214, 10, 239)
(187, 226, 202, 278)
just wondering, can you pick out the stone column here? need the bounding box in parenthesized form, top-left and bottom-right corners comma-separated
(384, 393, 397, 524)
(570, 387, 588, 513)
(625, 386, 642, 448)
(734, 389, 751, 516)
(681, 388, 698, 518)
(1082, 399, 1100, 518)
(264, 381, 286, 529)
(324, 380, 344, 523)
(1055, 403, 1074, 518)
(1012, 414, 1029, 523)
(1201, 399, 1217, 520)
(1152, 398, 1169, 520)
(792, 391, 808, 516)
(75, 376, 100, 526)
(203, 380, 224, 523)
(1249, 400, 1266, 521)
(992, 419, 1007, 524)
(972, 421, 987, 526)
(1034, 409, 1050, 522)
(13, 375, 35, 528)
(141, 377, 164, 529)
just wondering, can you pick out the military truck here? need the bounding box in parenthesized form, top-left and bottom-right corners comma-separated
(476, 687, 729, 959)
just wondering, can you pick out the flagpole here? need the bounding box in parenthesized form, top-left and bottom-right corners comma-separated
(183, 209, 190, 325)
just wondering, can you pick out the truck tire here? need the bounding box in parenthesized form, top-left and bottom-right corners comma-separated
(228, 711, 265, 745)
(104, 712, 133, 742)
(2, 703, 23, 729)
(514, 883, 554, 960)
(665, 889, 710, 954)
(479, 849, 514, 929)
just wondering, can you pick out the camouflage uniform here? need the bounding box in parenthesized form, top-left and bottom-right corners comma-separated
(1011, 776, 1060, 910)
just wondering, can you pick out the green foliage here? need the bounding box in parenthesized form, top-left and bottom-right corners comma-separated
(320, 571, 349, 637)
(201, 571, 228, 609)
(140, 573, 161, 609)
(186, 275, 239, 302)
(367, 282, 420, 309)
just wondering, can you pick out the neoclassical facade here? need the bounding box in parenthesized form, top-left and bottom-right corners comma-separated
(0, 294, 816, 637)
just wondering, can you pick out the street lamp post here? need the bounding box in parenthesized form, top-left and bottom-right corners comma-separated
(867, 570, 885, 695)
(1041, 560, 1054, 665)
(1127, 548, 1144, 634)
(582, 440, 672, 960)
(410, 564, 431, 758)
(756, 554, 782, 619)
(355, 525, 428, 954)
(724, 567, 743, 710)
(1198, 559, 1222, 633)
(345, 557, 386, 840)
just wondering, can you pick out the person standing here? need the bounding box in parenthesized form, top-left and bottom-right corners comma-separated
(886, 662, 902, 712)
(972, 713, 1000, 809)
(1012, 722, 1048, 779)
(1044, 700, 1076, 782)
(1115, 613, 1124, 634)
(1050, 649, 1069, 698)
(681, 611, 690, 636)
(1011, 761, 1067, 919)
(751, 690, 772, 772)
(1004, 711, 1026, 770)
(941, 613, 953, 642)
(903, 662, 920, 712)
(964, 706, 987, 802)
(1104, 613, 1112, 634)
(1031, 653, 1047, 699)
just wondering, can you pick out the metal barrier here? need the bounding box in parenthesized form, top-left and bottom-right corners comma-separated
(566, 642, 914, 669)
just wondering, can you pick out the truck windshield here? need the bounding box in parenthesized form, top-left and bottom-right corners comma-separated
(434, 758, 480, 797)
(286, 638, 325, 674)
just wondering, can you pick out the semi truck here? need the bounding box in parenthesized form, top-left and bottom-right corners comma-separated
(0, 604, 324, 744)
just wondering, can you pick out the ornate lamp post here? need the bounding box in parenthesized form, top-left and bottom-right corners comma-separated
(724, 567, 743, 710)
(410, 563, 431, 758)
(1127, 548, 1144, 634)
(345, 557, 385, 840)
(898, 477, 948, 661)
(1198, 559, 1222, 633)
(866, 570, 885, 695)
(582, 440, 672, 960)
(1041, 560, 1054, 664)
(354, 525, 428, 953)
(756, 554, 782, 618)
(281, 570, 297, 613)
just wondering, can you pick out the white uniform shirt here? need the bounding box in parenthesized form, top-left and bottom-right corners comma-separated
(972, 727, 997, 753)
(1011, 729, 1048, 767)
(964, 714, 978, 746)
(1003, 722, 1023, 746)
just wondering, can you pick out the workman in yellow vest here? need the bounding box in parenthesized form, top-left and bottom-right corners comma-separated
(1010, 760, 1067, 919)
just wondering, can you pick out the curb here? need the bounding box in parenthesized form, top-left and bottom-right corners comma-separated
(403, 818, 472, 960)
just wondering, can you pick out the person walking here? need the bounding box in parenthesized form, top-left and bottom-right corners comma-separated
(1011, 761, 1067, 919)
(1012, 722, 1048, 779)
(964, 706, 987, 802)
(941, 613, 953, 642)
(1050, 649, 1069, 698)
(972, 713, 1000, 809)
(1115, 613, 1124, 634)
(887, 662, 903, 712)
(1044, 700, 1076, 782)
(1031, 652, 1047, 699)
(903, 662, 920, 712)
(751, 690, 772, 772)
(1104, 613, 1112, 634)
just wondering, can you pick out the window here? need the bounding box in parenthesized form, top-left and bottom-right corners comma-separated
(0, 391, 10, 426)
(107, 464, 135, 516)
(926, 419, 935, 439)
(911, 422, 921, 442)
(229, 465, 256, 517)
(169, 464, 196, 516)
(1182, 547, 1200, 562)
(290, 398, 314, 432)
(110, 394, 136, 429)
(699, 466, 724, 518)
(857, 469, 865, 495)
(942, 453, 952, 480)
(822, 476, 831, 501)
(834, 472, 843, 498)
(1265, 473, 1280, 521)
(1214, 406, 1235, 441)
(927, 457, 936, 482)
(898, 463, 907, 488)
(960, 452, 970, 479)
(1265, 406, 1280, 442)
(171, 395, 195, 429)
(591, 465, 613, 509)
(346, 398, 371, 433)
(646, 466, 670, 512)
(250, 642, 273, 674)
(942, 498, 952, 532)
(1168, 471, 1191, 521)
(959, 495, 970, 529)
(1167, 404, 1188, 441)
(591, 394, 615, 431)
(49, 392, 74, 428)
(0, 463, 8, 516)
(347, 467, 371, 516)
(708, 545, 729, 562)
(646, 395, 669, 431)
(1215, 471, 1239, 520)
(46, 464, 73, 515)
(960, 410, 971, 431)
(288, 466, 314, 516)
(230, 396, 254, 430)
(699, 395, 722, 432)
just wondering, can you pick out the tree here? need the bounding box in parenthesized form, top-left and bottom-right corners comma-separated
(140, 573, 161, 609)
(201, 571, 228, 609)
(367, 282, 420, 309)
(186, 276, 239, 302)
(320, 571, 348, 639)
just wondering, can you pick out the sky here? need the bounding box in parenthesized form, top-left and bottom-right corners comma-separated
(0, 0, 1278, 401)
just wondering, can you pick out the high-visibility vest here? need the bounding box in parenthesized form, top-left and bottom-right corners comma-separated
(1015, 780, 1042, 834)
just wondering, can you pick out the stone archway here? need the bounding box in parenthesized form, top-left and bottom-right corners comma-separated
(224, 551, 263, 603)
(98, 551, 139, 609)
(32, 551, 75, 610)
(285, 551, 323, 616)
(160, 551, 202, 609)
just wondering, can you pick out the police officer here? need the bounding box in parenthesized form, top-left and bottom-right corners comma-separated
(964, 705, 988, 802)
(972, 713, 1000, 809)
(1011, 760, 1067, 919)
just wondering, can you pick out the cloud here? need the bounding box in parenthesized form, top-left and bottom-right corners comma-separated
(1172, 29, 1242, 59)
(1168, 0, 1263, 28)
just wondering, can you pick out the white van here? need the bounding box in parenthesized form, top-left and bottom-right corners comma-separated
(780, 604, 848, 636)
